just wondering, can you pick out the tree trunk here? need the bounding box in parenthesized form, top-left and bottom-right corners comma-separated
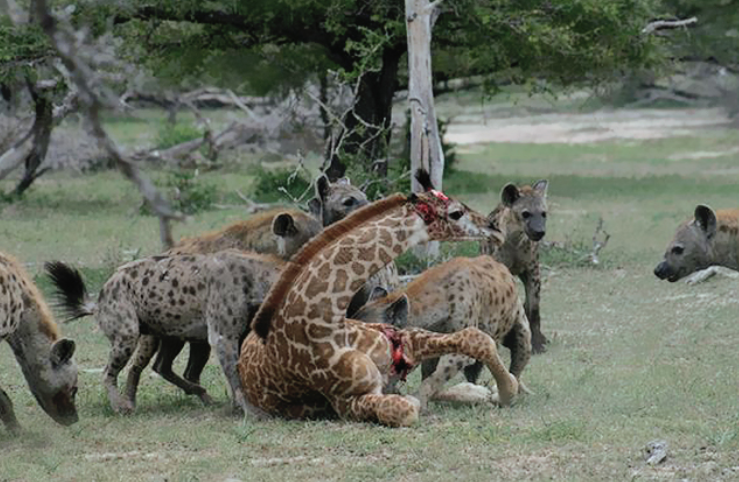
(14, 83, 54, 195)
(406, 0, 444, 193)
(325, 46, 404, 181)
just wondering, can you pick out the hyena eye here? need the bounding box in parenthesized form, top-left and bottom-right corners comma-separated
(542, 212, 547, 219)
(449, 210, 464, 221)
(671, 246, 684, 255)
(343, 197, 356, 207)
(522, 211, 531, 219)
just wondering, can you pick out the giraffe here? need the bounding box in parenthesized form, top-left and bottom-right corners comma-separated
(238, 171, 522, 427)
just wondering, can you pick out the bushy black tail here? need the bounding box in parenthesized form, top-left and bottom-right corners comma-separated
(44, 261, 95, 321)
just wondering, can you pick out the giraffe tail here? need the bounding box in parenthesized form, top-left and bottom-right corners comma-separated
(44, 261, 96, 321)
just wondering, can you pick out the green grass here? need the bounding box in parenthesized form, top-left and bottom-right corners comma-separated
(2, 106, 739, 481)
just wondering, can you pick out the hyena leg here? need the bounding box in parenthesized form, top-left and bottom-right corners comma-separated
(328, 351, 419, 427)
(104, 334, 139, 414)
(0, 385, 20, 434)
(521, 266, 547, 353)
(403, 327, 519, 406)
(182, 341, 211, 385)
(417, 354, 478, 412)
(151, 337, 212, 405)
(124, 334, 159, 408)
(211, 333, 248, 412)
(502, 305, 532, 380)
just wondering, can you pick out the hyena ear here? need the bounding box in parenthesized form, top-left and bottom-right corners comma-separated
(315, 174, 330, 201)
(532, 180, 548, 196)
(383, 295, 409, 328)
(272, 213, 297, 237)
(694, 204, 717, 239)
(501, 183, 520, 206)
(307, 198, 322, 218)
(368, 286, 388, 302)
(50, 338, 76, 368)
(414, 169, 434, 192)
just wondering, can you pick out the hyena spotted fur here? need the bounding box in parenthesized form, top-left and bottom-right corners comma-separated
(137, 209, 323, 394)
(480, 180, 548, 354)
(655, 204, 739, 283)
(47, 251, 283, 414)
(353, 256, 531, 411)
(0, 252, 78, 432)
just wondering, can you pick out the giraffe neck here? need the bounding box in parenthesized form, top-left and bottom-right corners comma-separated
(266, 202, 429, 339)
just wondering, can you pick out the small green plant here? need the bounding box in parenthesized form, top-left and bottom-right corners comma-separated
(250, 166, 311, 203)
(140, 170, 218, 215)
(155, 122, 202, 150)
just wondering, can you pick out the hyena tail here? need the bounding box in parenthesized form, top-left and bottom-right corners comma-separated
(44, 261, 96, 321)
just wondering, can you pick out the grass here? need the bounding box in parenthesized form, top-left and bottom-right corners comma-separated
(2, 105, 739, 481)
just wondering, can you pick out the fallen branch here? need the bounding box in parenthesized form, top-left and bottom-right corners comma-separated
(34, 0, 183, 249)
(642, 17, 697, 35)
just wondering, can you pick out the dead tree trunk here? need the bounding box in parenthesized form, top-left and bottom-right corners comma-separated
(406, 0, 444, 193)
(14, 82, 54, 195)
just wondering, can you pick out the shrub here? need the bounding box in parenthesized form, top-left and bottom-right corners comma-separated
(250, 166, 312, 204)
(140, 170, 217, 216)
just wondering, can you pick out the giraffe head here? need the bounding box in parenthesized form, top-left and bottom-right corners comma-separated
(411, 170, 504, 245)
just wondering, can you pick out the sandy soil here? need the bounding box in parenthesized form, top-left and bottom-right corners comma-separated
(445, 107, 733, 145)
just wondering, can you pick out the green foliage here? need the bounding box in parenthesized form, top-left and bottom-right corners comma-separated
(141, 170, 218, 215)
(0, 23, 52, 82)
(249, 166, 311, 203)
(155, 122, 202, 150)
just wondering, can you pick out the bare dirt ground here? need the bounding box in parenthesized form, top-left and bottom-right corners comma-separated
(445, 107, 733, 145)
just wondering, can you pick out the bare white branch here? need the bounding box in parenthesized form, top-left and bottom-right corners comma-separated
(642, 17, 697, 35)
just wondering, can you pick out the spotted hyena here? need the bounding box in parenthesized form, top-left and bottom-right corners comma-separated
(0, 252, 78, 432)
(480, 180, 548, 354)
(353, 255, 531, 411)
(134, 209, 322, 393)
(654, 204, 739, 283)
(46, 251, 283, 414)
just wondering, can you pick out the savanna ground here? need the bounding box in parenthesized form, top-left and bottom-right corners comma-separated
(2, 91, 739, 481)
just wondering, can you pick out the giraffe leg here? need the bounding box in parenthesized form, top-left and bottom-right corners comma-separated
(0, 385, 20, 434)
(417, 354, 475, 412)
(403, 327, 519, 406)
(327, 350, 419, 427)
(331, 393, 420, 427)
(124, 334, 159, 408)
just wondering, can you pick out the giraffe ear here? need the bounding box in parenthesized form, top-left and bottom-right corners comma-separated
(501, 183, 520, 207)
(383, 295, 409, 328)
(316, 174, 330, 201)
(272, 213, 297, 237)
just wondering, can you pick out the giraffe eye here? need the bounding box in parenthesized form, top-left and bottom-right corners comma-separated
(449, 210, 463, 221)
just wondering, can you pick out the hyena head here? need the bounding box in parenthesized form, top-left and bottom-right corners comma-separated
(25, 337, 79, 426)
(271, 211, 323, 259)
(351, 289, 410, 328)
(654, 205, 716, 282)
(308, 175, 369, 227)
(501, 180, 548, 242)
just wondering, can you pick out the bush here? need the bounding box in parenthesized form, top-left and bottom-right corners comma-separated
(250, 166, 312, 203)
(155, 122, 202, 150)
(140, 170, 218, 216)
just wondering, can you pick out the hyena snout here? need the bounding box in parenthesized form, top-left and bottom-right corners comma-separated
(653, 261, 673, 281)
